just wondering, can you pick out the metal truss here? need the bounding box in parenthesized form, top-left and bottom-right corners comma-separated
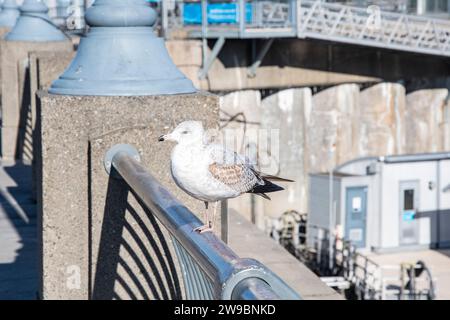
(298, 0, 450, 57)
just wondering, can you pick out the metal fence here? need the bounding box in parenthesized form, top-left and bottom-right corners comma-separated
(270, 212, 436, 300)
(45, 0, 94, 32)
(103, 144, 301, 300)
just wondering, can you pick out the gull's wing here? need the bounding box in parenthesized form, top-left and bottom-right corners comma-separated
(207, 144, 264, 194)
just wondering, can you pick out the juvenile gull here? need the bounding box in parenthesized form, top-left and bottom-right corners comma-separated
(159, 121, 293, 233)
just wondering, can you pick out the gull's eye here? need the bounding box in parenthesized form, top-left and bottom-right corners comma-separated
(181, 130, 189, 134)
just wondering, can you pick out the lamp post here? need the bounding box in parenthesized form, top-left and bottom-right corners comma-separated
(5, 0, 67, 41)
(0, 0, 20, 28)
(49, 0, 196, 96)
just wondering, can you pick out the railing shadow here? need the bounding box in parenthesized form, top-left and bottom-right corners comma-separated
(15, 66, 34, 162)
(92, 173, 182, 300)
(0, 163, 37, 299)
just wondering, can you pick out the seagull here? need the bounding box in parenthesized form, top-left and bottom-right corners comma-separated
(158, 121, 293, 233)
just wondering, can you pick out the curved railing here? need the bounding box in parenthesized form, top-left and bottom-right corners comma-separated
(103, 144, 301, 300)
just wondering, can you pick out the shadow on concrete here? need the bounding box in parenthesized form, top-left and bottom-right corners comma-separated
(416, 210, 450, 249)
(15, 67, 33, 162)
(0, 163, 37, 300)
(92, 173, 182, 300)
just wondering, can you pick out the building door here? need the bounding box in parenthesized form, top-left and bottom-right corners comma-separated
(345, 187, 368, 248)
(399, 181, 420, 246)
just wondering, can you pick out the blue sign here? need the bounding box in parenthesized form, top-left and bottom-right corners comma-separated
(183, 3, 252, 25)
(402, 210, 416, 221)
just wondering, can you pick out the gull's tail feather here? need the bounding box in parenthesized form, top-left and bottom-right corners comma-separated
(247, 179, 285, 199)
(261, 174, 294, 183)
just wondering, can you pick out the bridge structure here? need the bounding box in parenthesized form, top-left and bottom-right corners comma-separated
(161, 0, 450, 78)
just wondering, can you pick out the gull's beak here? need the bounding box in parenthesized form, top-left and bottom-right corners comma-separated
(158, 134, 166, 142)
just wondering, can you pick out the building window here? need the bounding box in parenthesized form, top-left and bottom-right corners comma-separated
(404, 189, 415, 210)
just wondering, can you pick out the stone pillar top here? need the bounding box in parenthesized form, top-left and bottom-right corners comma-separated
(5, 0, 68, 41)
(85, 0, 157, 27)
(49, 0, 196, 96)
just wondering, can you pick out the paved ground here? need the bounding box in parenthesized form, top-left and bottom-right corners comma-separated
(367, 249, 450, 300)
(0, 162, 37, 300)
(228, 209, 343, 300)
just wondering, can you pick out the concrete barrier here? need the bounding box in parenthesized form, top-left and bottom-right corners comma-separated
(442, 102, 450, 151)
(405, 89, 448, 154)
(309, 84, 360, 172)
(359, 83, 406, 156)
(261, 88, 312, 220)
(0, 0, 74, 161)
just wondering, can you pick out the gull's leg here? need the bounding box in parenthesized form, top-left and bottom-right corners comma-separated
(209, 201, 219, 231)
(194, 201, 213, 233)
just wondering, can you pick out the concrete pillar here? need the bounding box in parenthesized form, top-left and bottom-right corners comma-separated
(442, 102, 450, 151)
(38, 94, 218, 300)
(260, 88, 312, 222)
(28, 50, 76, 201)
(309, 84, 360, 173)
(359, 83, 406, 156)
(38, 0, 218, 300)
(1, 0, 73, 161)
(219, 90, 261, 226)
(405, 89, 448, 154)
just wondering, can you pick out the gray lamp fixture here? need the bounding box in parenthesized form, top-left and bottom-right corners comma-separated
(0, 0, 20, 28)
(49, 0, 196, 96)
(5, 0, 67, 41)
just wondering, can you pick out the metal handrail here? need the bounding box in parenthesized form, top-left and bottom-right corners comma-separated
(104, 144, 301, 300)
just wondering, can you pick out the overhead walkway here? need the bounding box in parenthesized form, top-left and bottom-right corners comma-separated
(165, 0, 450, 57)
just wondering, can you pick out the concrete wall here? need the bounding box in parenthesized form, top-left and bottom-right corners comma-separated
(442, 103, 450, 151)
(219, 83, 450, 233)
(360, 83, 406, 156)
(405, 89, 448, 154)
(309, 84, 360, 173)
(260, 88, 312, 219)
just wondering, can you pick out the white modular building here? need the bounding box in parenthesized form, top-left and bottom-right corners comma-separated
(308, 153, 450, 252)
